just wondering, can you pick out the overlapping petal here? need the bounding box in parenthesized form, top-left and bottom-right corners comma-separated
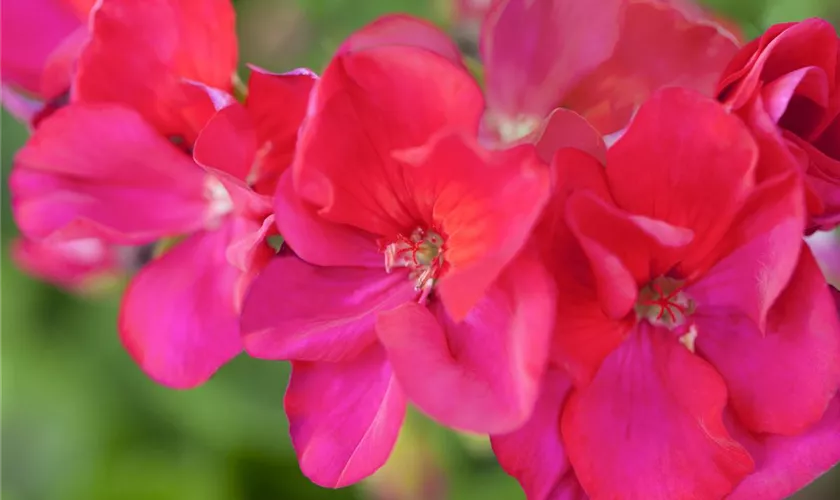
(241, 253, 415, 362)
(11, 104, 211, 245)
(285, 345, 406, 488)
(491, 369, 586, 500)
(377, 251, 554, 433)
(119, 221, 245, 389)
(74, 0, 238, 141)
(291, 44, 483, 236)
(561, 323, 754, 499)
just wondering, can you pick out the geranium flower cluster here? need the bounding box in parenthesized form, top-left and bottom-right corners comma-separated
(4, 0, 840, 498)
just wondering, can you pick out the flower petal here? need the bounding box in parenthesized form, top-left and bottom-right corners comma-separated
(11, 104, 210, 244)
(245, 66, 317, 196)
(562, 323, 754, 499)
(11, 236, 120, 291)
(394, 132, 550, 319)
(376, 251, 555, 434)
(727, 394, 840, 500)
(119, 223, 244, 389)
(565, 190, 693, 318)
(193, 101, 256, 181)
(491, 369, 586, 500)
(481, 0, 623, 121)
(74, 0, 238, 141)
(687, 163, 805, 333)
(285, 345, 406, 488)
(339, 14, 464, 67)
(564, 0, 740, 135)
(241, 254, 415, 362)
(695, 245, 840, 435)
(533, 108, 607, 165)
(606, 87, 758, 275)
(0, 0, 83, 96)
(274, 170, 383, 268)
(292, 44, 483, 236)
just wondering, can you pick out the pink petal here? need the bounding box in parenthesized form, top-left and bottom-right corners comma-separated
(562, 323, 754, 499)
(0, 0, 83, 96)
(491, 369, 586, 500)
(1, 84, 46, 123)
(606, 87, 758, 275)
(533, 108, 607, 165)
(11, 236, 120, 291)
(394, 132, 550, 320)
(694, 245, 840, 435)
(565, 190, 693, 319)
(339, 14, 464, 68)
(245, 66, 317, 196)
(687, 161, 805, 333)
(241, 255, 415, 362)
(11, 104, 211, 245)
(564, 0, 740, 135)
(728, 394, 840, 500)
(376, 252, 555, 434)
(74, 0, 238, 141)
(481, 0, 623, 122)
(285, 345, 406, 487)
(274, 170, 383, 268)
(119, 222, 244, 389)
(292, 44, 483, 236)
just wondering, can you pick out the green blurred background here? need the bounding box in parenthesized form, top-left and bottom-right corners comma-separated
(3, 1, 840, 498)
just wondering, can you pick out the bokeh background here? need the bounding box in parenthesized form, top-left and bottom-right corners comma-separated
(3, 0, 840, 499)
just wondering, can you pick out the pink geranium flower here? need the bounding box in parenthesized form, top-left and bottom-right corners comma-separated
(717, 19, 840, 231)
(9, 0, 313, 389)
(480, 0, 741, 145)
(240, 17, 555, 487)
(491, 88, 840, 499)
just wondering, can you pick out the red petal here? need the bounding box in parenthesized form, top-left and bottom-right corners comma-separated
(491, 369, 587, 500)
(119, 222, 244, 389)
(376, 252, 555, 434)
(245, 67, 317, 196)
(240, 254, 415, 362)
(718, 19, 838, 113)
(687, 170, 804, 335)
(11, 104, 210, 244)
(285, 345, 406, 488)
(74, 0, 238, 141)
(292, 44, 483, 236)
(274, 171, 383, 268)
(562, 323, 754, 499)
(564, 0, 739, 135)
(695, 245, 840, 435)
(394, 132, 550, 320)
(566, 190, 693, 318)
(193, 102, 256, 182)
(606, 87, 758, 276)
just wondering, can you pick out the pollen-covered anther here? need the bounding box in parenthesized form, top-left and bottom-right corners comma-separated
(382, 227, 448, 302)
(635, 276, 695, 330)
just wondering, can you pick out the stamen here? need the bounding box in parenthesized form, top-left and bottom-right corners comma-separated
(381, 226, 448, 302)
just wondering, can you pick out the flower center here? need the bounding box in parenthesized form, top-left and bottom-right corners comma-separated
(382, 227, 448, 301)
(635, 276, 695, 329)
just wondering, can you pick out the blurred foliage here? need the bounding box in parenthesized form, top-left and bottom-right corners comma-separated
(2, 0, 840, 499)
